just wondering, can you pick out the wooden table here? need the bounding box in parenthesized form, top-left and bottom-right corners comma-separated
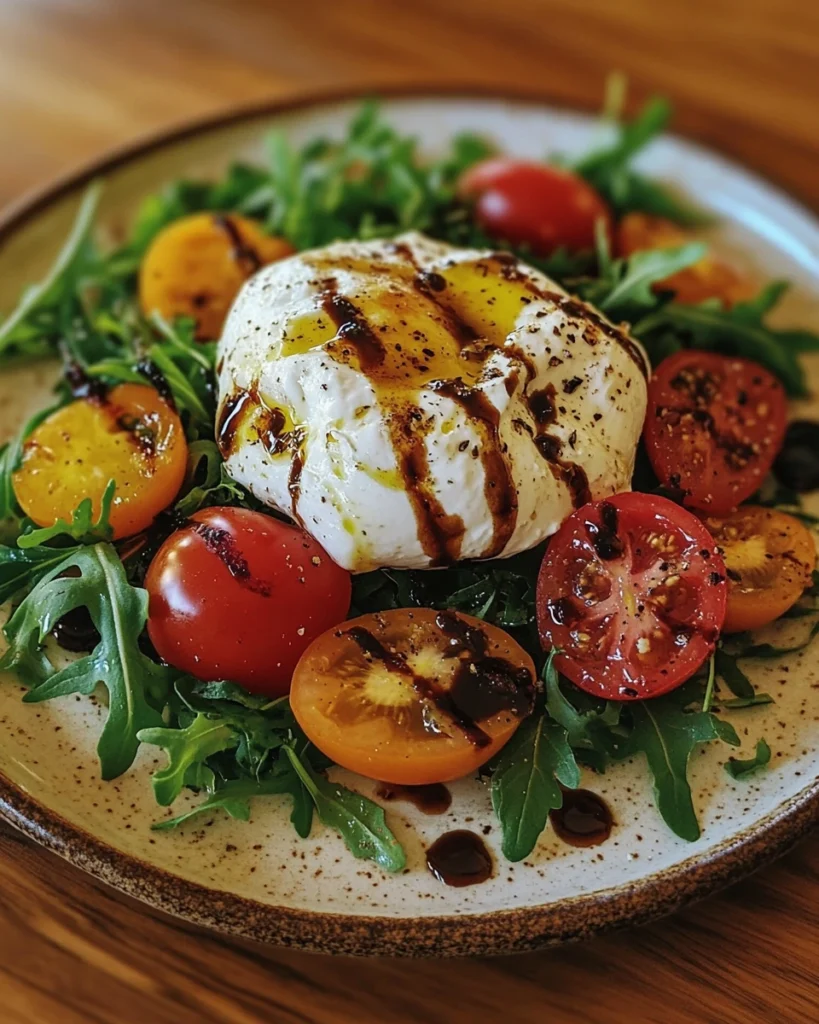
(0, 1, 817, 1020)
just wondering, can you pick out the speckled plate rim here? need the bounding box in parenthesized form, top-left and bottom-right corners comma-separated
(0, 83, 817, 958)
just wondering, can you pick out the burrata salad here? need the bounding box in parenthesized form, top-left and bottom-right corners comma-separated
(1, 86, 817, 878)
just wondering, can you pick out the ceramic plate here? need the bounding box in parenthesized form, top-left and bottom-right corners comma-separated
(1, 89, 818, 957)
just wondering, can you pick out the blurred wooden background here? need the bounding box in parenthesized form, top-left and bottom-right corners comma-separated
(0, 0, 817, 1021)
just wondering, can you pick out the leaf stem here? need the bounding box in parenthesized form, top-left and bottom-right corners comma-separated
(702, 655, 716, 713)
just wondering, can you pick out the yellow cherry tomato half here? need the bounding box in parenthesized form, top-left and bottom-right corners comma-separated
(13, 383, 188, 540)
(139, 212, 294, 339)
(617, 212, 754, 308)
(290, 608, 536, 786)
(702, 506, 816, 633)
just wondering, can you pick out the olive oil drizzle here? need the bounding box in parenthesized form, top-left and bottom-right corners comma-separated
(390, 243, 519, 557)
(319, 274, 467, 565)
(488, 251, 648, 378)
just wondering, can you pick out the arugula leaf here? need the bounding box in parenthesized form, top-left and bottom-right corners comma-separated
(174, 440, 247, 517)
(633, 286, 816, 397)
(138, 714, 239, 805)
(150, 774, 301, 832)
(573, 96, 707, 225)
(0, 443, 18, 532)
(255, 102, 493, 251)
(728, 619, 819, 660)
(542, 652, 621, 770)
(0, 543, 81, 604)
(17, 479, 115, 549)
(590, 243, 706, 320)
(717, 693, 774, 709)
(0, 183, 102, 359)
(713, 647, 756, 699)
(352, 544, 545, 639)
(172, 677, 294, 778)
(610, 700, 739, 840)
(1, 543, 172, 778)
(725, 739, 771, 780)
(490, 708, 580, 862)
(283, 745, 406, 872)
(86, 315, 217, 438)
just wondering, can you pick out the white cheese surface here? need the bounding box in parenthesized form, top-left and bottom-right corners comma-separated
(216, 233, 647, 571)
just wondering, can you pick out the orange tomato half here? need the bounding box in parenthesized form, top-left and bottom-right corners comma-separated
(139, 212, 294, 339)
(290, 608, 536, 786)
(13, 383, 187, 540)
(702, 506, 816, 633)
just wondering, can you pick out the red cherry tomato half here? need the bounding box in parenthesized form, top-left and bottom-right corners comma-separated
(644, 351, 787, 515)
(145, 507, 351, 696)
(459, 158, 611, 255)
(536, 493, 727, 700)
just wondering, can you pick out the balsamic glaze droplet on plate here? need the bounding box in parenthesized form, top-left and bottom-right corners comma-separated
(376, 782, 452, 815)
(426, 830, 493, 887)
(550, 789, 614, 848)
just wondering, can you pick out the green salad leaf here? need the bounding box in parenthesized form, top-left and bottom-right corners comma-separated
(713, 647, 756, 700)
(138, 714, 239, 806)
(609, 698, 740, 841)
(573, 95, 708, 226)
(542, 654, 622, 771)
(283, 744, 406, 873)
(632, 285, 818, 397)
(490, 703, 580, 862)
(725, 739, 771, 780)
(150, 774, 304, 832)
(1, 543, 172, 778)
(86, 314, 217, 437)
(0, 183, 102, 360)
(174, 440, 248, 517)
(0, 543, 80, 605)
(585, 242, 706, 320)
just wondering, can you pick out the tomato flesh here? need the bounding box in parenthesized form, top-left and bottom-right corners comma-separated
(644, 351, 787, 515)
(459, 159, 611, 255)
(139, 213, 294, 340)
(537, 493, 727, 700)
(702, 506, 816, 633)
(13, 383, 187, 540)
(145, 507, 351, 695)
(290, 608, 535, 785)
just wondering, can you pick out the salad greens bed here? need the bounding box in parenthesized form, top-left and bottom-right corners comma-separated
(0, 88, 817, 872)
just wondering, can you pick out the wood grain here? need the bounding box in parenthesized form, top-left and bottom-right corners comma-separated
(0, 0, 817, 1020)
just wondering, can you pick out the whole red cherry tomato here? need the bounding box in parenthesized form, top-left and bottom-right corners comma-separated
(459, 158, 611, 255)
(145, 507, 351, 696)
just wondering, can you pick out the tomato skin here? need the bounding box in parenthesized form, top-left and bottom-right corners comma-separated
(139, 213, 294, 340)
(537, 492, 727, 701)
(459, 159, 611, 255)
(145, 507, 351, 696)
(290, 608, 535, 785)
(644, 351, 788, 515)
(702, 506, 816, 633)
(13, 383, 187, 540)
